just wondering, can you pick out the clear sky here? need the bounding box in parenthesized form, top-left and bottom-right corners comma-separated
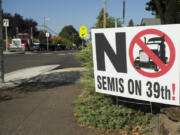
(2, 0, 154, 35)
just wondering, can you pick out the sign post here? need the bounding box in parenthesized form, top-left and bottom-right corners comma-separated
(79, 25, 87, 49)
(46, 32, 49, 51)
(3, 19, 9, 52)
(92, 24, 180, 106)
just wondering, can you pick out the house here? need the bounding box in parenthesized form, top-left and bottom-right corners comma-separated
(141, 18, 161, 26)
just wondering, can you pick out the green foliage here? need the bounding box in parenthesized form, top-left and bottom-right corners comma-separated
(145, 0, 158, 16)
(59, 25, 82, 48)
(3, 12, 38, 39)
(145, 0, 179, 24)
(38, 31, 46, 44)
(76, 43, 94, 91)
(74, 90, 152, 132)
(61, 38, 73, 48)
(75, 43, 153, 133)
(51, 36, 62, 45)
(95, 8, 122, 28)
(128, 19, 134, 27)
(2, 38, 12, 50)
(38, 30, 52, 44)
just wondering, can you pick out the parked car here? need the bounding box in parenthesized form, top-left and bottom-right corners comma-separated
(55, 44, 66, 51)
(29, 45, 41, 51)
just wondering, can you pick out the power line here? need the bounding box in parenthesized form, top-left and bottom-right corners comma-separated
(37, 25, 58, 35)
(45, 26, 58, 35)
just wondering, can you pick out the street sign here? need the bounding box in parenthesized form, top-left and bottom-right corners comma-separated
(3, 19, 9, 27)
(79, 25, 87, 37)
(46, 32, 50, 37)
(111, 19, 121, 23)
(92, 24, 180, 106)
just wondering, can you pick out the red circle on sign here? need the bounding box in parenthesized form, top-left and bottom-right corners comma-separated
(129, 29, 175, 78)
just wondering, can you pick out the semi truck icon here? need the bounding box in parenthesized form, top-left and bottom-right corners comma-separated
(134, 35, 168, 72)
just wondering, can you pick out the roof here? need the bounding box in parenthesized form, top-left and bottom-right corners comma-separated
(141, 18, 161, 26)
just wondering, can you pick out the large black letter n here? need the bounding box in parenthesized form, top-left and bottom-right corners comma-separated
(95, 33, 127, 73)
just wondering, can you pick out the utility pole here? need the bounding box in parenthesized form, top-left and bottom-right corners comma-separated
(31, 27, 33, 43)
(104, 0, 106, 28)
(46, 32, 49, 51)
(123, 0, 125, 24)
(0, 0, 4, 83)
(16, 27, 19, 37)
(43, 17, 46, 32)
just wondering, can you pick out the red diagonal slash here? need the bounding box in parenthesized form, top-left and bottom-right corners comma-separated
(136, 39, 167, 70)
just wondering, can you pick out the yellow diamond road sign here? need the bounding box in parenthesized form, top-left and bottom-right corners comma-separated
(79, 25, 87, 37)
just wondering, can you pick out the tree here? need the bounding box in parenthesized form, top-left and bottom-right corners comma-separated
(61, 38, 73, 49)
(38, 30, 51, 44)
(51, 36, 62, 45)
(2, 12, 38, 39)
(95, 8, 122, 28)
(59, 25, 81, 48)
(146, 0, 180, 24)
(128, 19, 134, 26)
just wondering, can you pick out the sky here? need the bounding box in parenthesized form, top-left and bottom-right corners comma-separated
(2, 0, 154, 35)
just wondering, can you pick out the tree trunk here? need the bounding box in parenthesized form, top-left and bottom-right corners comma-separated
(155, 0, 176, 24)
(154, 0, 165, 24)
(176, 0, 180, 23)
(164, 0, 176, 24)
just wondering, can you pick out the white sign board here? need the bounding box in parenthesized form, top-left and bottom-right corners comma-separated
(46, 32, 50, 37)
(3, 19, 9, 27)
(91, 24, 180, 106)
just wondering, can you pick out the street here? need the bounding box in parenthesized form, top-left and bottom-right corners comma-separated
(3, 50, 81, 73)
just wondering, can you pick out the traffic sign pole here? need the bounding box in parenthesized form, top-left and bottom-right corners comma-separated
(3, 19, 9, 52)
(82, 38, 84, 49)
(5, 26, 8, 52)
(46, 32, 49, 51)
(47, 37, 49, 51)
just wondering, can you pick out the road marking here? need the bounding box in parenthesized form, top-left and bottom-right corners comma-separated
(60, 67, 88, 71)
(56, 54, 66, 56)
(41, 53, 52, 55)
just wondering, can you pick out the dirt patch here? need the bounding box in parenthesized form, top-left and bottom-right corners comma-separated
(0, 90, 14, 101)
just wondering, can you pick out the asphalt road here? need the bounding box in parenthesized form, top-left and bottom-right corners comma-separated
(3, 50, 81, 73)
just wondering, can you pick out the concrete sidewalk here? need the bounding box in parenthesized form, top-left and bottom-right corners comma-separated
(0, 65, 94, 135)
(0, 65, 60, 89)
(0, 83, 95, 135)
(0, 63, 88, 89)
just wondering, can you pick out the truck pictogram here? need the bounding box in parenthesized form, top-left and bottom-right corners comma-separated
(134, 35, 168, 72)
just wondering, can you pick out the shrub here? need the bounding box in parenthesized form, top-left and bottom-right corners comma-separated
(75, 43, 152, 133)
(61, 38, 73, 48)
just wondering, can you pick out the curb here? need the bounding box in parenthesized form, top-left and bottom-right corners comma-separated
(0, 66, 88, 89)
(3, 51, 25, 55)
